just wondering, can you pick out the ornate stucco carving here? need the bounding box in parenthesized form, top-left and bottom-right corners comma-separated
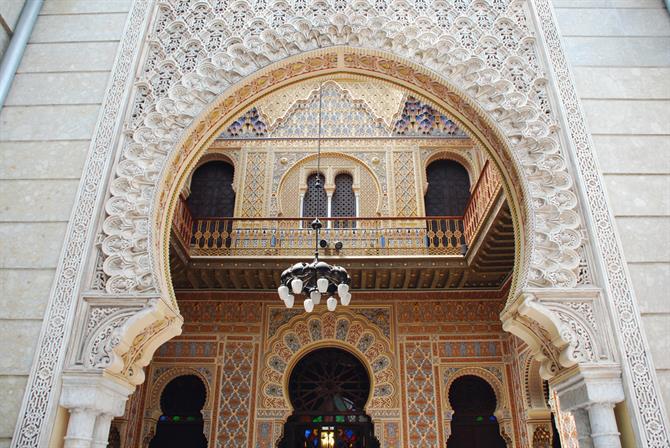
(101, 0, 587, 297)
(259, 308, 399, 414)
(502, 290, 613, 381)
(80, 299, 182, 386)
(13, 1, 667, 446)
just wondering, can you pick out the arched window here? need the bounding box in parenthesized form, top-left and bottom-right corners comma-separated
(332, 174, 356, 218)
(302, 173, 327, 218)
(278, 348, 379, 448)
(186, 161, 235, 218)
(447, 375, 506, 448)
(149, 375, 208, 448)
(424, 160, 470, 216)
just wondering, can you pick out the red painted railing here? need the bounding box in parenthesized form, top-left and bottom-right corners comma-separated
(173, 195, 194, 248)
(462, 161, 502, 244)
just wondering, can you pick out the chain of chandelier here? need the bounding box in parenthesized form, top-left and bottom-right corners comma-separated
(276, 82, 352, 312)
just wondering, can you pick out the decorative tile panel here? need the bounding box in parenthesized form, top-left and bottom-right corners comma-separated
(216, 340, 256, 448)
(403, 341, 439, 447)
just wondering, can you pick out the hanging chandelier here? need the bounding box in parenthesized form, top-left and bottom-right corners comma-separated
(277, 82, 352, 313)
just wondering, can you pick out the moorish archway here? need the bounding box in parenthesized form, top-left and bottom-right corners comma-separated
(12, 2, 667, 448)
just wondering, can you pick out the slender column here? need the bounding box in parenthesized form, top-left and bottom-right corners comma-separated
(60, 373, 133, 448)
(572, 408, 594, 448)
(588, 403, 621, 448)
(326, 192, 333, 228)
(551, 367, 624, 448)
(64, 409, 98, 448)
(91, 414, 115, 448)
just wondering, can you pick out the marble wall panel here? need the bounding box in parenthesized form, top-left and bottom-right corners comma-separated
(0, 222, 68, 268)
(627, 263, 670, 314)
(5, 72, 110, 106)
(573, 67, 670, 100)
(0, 321, 42, 375)
(0, 179, 79, 221)
(0, 105, 100, 140)
(604, 175, 670, 216)
(582, 100, 670, 135)
(563, 37, 670, 66)
(555, 7, 670, 36)
(615, 217, 670, 263)
(593, 136, 670, 174)
(0, 269, 54, 319)
(0, 376, 28, 448)
(40, 0, 132, 14)
(18, 41, 119, 73)
(0, 141, 90, 179)
(31, 13, 127, 43)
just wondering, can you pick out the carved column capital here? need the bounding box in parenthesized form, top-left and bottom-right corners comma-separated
(74, 297, 183, 386)
(502, 288, 616, 380)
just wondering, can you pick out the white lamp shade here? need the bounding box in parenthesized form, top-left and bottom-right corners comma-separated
(291, 278, 303, 294)
(278, 285, 289, 301)
(303, 298, 314, 313)
(284, 294, 294, 308)
(337, 283, 349, 296)
(310, 289, 321, 305)
(317, 277, 329, 293)
(340, 291, 351, 306)
(327, 296, 337, 311)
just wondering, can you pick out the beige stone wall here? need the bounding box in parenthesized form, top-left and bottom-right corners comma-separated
(553, 0, 670, 414)
(0, 1, 130, 446)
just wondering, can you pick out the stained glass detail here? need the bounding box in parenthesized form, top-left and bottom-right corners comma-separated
(223, 107, 267, 137)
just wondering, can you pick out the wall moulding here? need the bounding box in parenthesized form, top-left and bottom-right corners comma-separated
(10, 1, 668, 447)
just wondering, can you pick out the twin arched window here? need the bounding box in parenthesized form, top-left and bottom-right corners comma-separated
(302, 172, 356, 218)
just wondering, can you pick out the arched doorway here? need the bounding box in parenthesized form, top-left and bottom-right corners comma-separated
(447, 375, 506, 448)
(149, 375, 207, 448)
(278, 347, 379, 448)
(424, 160, 470, 216)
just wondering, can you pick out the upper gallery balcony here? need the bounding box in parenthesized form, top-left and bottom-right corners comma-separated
(170, 160, 513, 292)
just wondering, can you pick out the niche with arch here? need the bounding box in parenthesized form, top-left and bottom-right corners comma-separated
(278, 154, 381, 218)
(186, 160, 236, 218)
(148, 375, 208, 448)
(447, 375, 507, 448)
(424, 159, 471, 217)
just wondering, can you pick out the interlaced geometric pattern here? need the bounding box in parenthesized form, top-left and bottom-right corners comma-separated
(217, 340, 255, 448)
(393, 152, 418, 217)
(332, 174, 356, 218)
(241, 152, 266, 217)
(403, 342, 438, 447)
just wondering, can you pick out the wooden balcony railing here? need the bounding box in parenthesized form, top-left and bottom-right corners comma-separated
(172, 162, 502, 258)
(175, 215, 464, 256)
(173, 194, 194, 248)
(462, 161, 502, 244)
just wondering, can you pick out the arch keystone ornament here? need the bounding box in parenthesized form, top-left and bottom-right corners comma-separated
(10, 1, 668, 447)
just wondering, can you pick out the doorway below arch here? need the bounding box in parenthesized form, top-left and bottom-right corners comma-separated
(149, 375, 207, 448)
(447, 375, 506, 448)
